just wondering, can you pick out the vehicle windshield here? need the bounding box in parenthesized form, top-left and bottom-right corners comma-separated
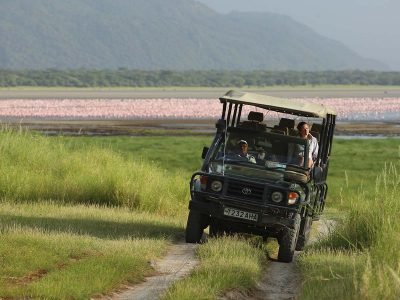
(208, 128, 309, 180)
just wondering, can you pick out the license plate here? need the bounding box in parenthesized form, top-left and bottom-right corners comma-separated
(223, 207, 258, 222)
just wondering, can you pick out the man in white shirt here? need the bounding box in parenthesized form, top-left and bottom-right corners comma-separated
(297, 122, 319, 168)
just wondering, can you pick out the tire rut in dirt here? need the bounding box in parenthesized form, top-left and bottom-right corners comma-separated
(106, 243, 199, 300)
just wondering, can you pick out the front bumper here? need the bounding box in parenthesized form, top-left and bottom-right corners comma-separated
(189, 193, 299, 229)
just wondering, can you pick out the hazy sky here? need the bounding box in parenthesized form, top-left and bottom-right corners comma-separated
(196, 0, 400, 70)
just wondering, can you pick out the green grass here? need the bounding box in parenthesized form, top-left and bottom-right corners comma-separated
(0, 129, 195, 217)
(0, 128, 200, 298)
(1, 127, 399, 298)
(0, 201, 183, 299)
(163, 236, 266, 300)
(61, 135, 213, 175)
(297, 140, 400, 299)
(298, 162, 400, 299)
(327, 138, 400, 204)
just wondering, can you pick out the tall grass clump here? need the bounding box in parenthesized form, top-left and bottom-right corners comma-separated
(0, 128, 188, 217)
(298, 162, 400, 299)
(163, 236, 266, 300)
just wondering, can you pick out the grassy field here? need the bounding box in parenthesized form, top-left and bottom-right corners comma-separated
(60, 135, 213, 176)
(298, 161, 400, 299)
(0, 127, 399, 299)
(0, 201, 183, 299)
(0, 129, 193, 216)
(297, 138, 400, 299)
(0, 128, 190, 298)
(327, 138, 400, 203)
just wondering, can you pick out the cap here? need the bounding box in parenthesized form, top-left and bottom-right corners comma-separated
(237, 140, 248, 145)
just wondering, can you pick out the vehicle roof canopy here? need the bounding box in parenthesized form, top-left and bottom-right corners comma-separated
(220, 90, 337, 118)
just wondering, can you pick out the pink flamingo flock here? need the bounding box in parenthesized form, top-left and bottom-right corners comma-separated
(0, 98, 399, 121)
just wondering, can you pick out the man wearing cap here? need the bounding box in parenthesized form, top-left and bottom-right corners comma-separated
(236, 140, 257, 164)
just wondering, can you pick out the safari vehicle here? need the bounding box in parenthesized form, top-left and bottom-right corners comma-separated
(185, 90, 336, 262)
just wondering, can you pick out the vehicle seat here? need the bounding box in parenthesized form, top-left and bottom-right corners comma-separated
(311, 131, 320, 142)
(289, 128, 299, 136)
(311, 123, 322, 134)
(238, 111, 266, 131)
(310, 123, 322, 142)
(271, 128, 288, 135)
(248, 111, 264, 122)
(271, 138, 288, 162)
(270, 127, 288, 162)
(278, 118, 295, 129)
(273, 117, 294, 135)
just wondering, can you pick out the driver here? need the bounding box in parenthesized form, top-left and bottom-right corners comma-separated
(236, 140, 257, 164)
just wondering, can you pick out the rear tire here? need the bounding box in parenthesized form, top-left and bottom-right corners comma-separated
(185, 210, 208, 243)
(278, 214, 301, 263)
(296, 216, 312, 251)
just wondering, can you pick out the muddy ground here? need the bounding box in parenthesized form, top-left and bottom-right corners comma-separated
(2, 118, 400, 137)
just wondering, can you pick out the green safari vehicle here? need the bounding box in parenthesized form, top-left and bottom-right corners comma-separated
(185, 90, 336, 262)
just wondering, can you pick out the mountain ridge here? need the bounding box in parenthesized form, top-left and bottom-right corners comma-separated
(0, 0, 386, 70)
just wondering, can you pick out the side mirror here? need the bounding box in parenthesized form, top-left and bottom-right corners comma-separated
(201, 147, 209, 159)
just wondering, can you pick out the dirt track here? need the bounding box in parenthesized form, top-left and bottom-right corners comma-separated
(104, 243, 199, 300)
(106, 219, 334, 300)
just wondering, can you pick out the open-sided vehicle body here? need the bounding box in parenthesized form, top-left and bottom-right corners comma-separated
(185, 90, 336, 262)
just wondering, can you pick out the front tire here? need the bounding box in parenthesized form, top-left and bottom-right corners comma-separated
(209, 219, 223, 237)
(278, 214, 301, 263)
(209, 219, 231, 237)
(296, 216, 312, 251)
(185, 210, 208, 243)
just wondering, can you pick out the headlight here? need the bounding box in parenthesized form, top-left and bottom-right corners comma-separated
(288, 192, 299, 205)
(271, 191, 283, 203)
(210, 180, 223, 192)
(200, 176, 208, 191)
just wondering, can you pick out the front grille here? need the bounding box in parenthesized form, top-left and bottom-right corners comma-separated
(226, 179, 264, 202)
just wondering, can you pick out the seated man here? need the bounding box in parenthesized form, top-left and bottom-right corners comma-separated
(288, 121, 319, 168)
(235, 140, 257, 164)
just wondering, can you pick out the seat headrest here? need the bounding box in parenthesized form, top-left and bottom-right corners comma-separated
(279, 118, 295, 129)
(311, 123, 322, 133)
(248, 111, 264, 122)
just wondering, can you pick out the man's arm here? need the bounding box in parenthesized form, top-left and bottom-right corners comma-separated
(311, 138, 319, 161)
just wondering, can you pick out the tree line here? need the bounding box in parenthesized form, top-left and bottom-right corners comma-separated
(1, 69, 400, 87)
